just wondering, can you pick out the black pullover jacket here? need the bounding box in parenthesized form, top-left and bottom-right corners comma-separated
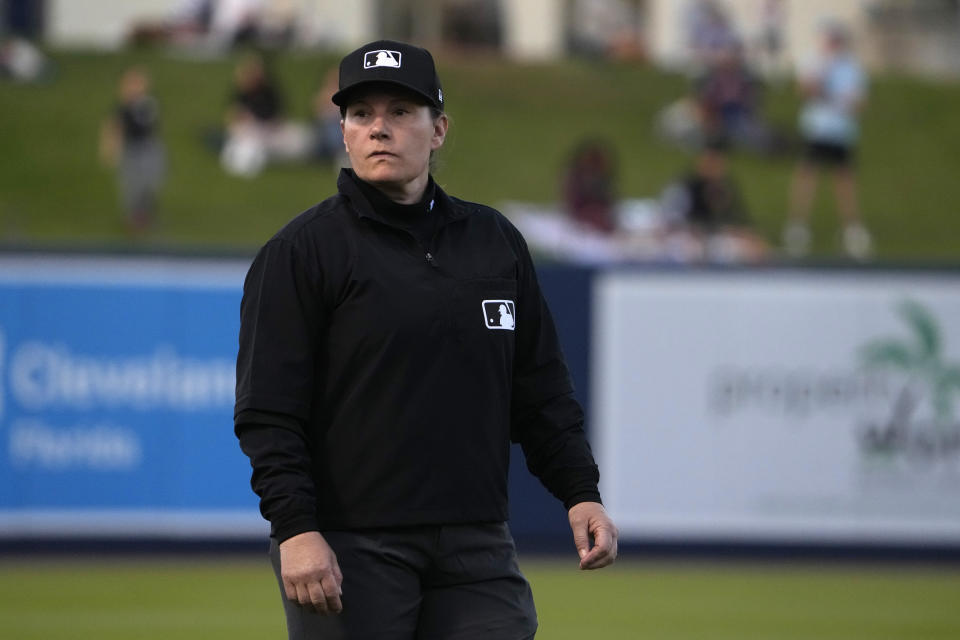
(235, 169, 601, 542)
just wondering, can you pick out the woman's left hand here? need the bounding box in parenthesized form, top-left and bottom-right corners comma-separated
(568, 501, 618, 570)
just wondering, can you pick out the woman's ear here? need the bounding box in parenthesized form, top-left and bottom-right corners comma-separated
(432, 114, 449, 150)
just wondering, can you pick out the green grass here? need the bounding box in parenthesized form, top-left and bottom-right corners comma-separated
(1, 557, 959, 639)
(1, 49, 960, 259)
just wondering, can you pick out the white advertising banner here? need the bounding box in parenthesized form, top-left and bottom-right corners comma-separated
(593, 270, 960, 544)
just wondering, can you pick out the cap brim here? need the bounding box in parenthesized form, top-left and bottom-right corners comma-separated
(331, 80, 440, 110)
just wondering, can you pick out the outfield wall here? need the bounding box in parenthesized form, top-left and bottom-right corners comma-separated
(1, 253, 959, 549)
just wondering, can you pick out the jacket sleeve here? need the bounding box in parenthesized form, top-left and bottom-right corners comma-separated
(235, 238, 323, 420)
(508, 229, 602, 509)
(235, 410, 319, 542)
(234, 238, 324, 541)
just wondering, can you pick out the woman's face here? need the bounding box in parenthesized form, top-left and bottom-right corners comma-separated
(341, 88, 447, 193)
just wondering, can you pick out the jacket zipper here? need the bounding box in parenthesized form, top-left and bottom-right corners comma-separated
(365, 210, 469, 271)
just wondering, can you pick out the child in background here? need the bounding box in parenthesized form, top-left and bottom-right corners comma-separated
(100, 68, 166, 234)
(784, 20, 871, 259)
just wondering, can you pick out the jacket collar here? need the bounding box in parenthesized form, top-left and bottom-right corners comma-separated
(337, 169, 470, 226)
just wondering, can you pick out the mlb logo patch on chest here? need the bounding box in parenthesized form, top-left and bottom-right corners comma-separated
(482, 300, 516, 331)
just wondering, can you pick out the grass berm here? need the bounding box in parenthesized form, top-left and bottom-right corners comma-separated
(1, 49, 959, 259)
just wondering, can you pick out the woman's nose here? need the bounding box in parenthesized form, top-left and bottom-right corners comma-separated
(370, 116, 390, 139)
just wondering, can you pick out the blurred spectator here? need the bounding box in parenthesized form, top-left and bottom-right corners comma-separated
(256, 0, 298, 49)
(658, 39, 785, 155)
(754, 0, 787, 79)
(176, 0, 217, 32)
(99, 68, 166, 233)
(220, 52, 311, 176)
(684, 0, 737, 68)
(3, 0, 43, 39)
(692, 40, 765, 150)
(209, 0, 264, 48)
(660, 138, 768, 262)
(655, 95, 703, 151)
(127, 0, 216, 48)
(129, 0, 296, 52)
(0, 36, 49, 82)
(562, 138, 618, 234)
(444, 0, 503, 50)
(567, 0, 645, 60)
(784, 19, 871, 259)
(311, 67, 345, 164)
(229, 52, 283, 124)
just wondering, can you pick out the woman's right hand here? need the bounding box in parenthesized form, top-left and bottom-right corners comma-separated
(279, 530, 344, 615)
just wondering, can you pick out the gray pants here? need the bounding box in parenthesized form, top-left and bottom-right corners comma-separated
(269, 522, 538, 640)
(119, 139, 165, 219)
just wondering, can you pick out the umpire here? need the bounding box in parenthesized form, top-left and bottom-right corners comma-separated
(235, 39, 617, 640)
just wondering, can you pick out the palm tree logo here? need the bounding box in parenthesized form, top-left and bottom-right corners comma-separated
(860, 300, 960, 426)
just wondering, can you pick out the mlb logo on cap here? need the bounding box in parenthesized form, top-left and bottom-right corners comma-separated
(482, 300, 516, 331)
(364, 50, 402, 69)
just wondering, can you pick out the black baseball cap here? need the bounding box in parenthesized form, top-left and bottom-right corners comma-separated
(332, 39, 444, 111)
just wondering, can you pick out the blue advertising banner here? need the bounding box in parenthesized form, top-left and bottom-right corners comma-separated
(0, 255, 263, 537)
